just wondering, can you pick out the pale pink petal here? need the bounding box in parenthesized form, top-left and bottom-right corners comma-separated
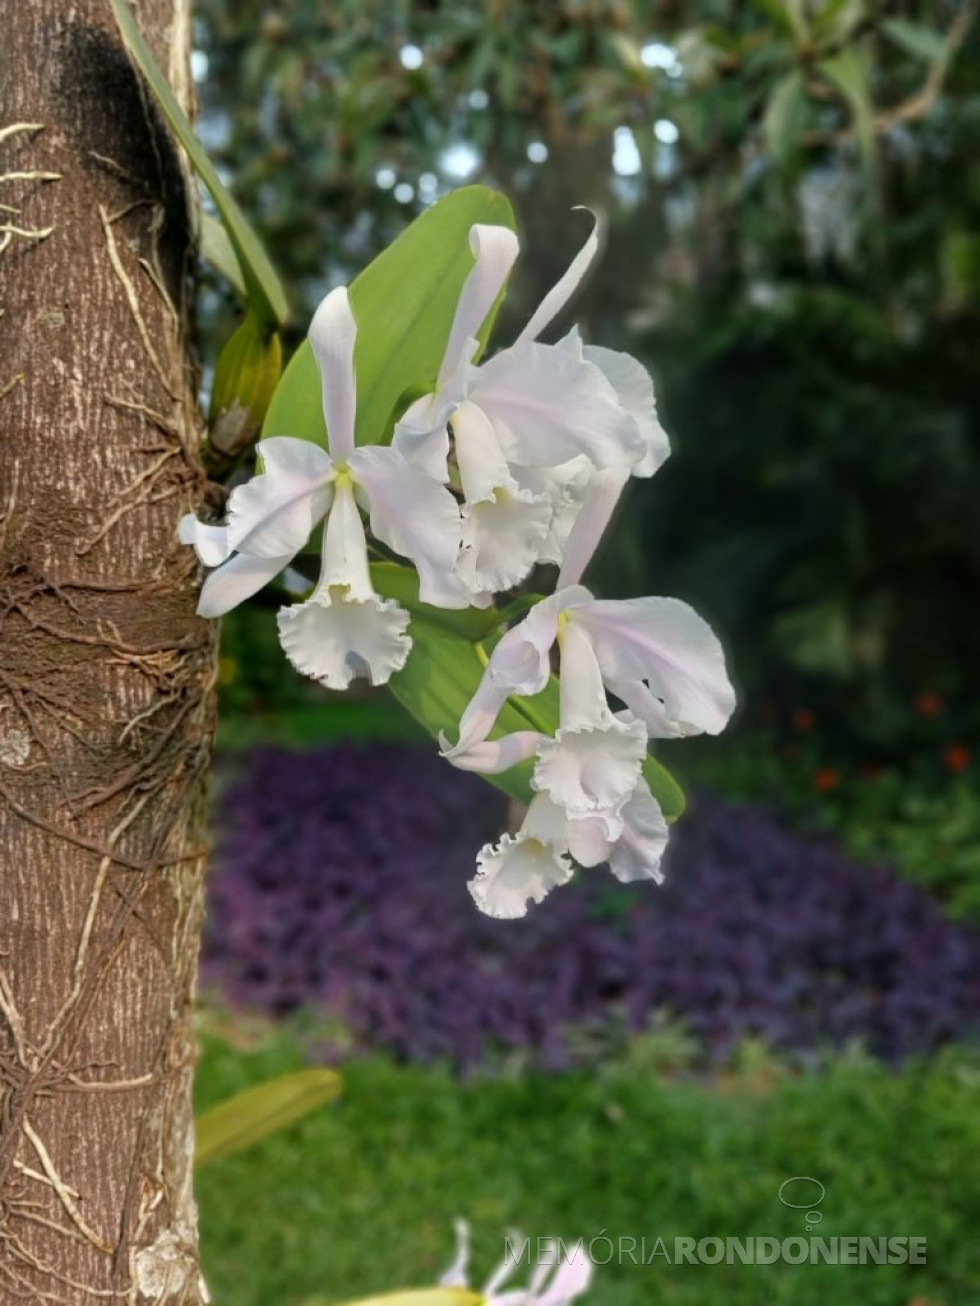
(440, 729, 543, 775)
(607, 782, 669, 884)
(583, 342, 670, 477)
(468, 342, 645, 473)
(576, 596, 736, 736)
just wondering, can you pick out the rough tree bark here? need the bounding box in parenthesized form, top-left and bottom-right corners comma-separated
(0, 2, 215, 1302)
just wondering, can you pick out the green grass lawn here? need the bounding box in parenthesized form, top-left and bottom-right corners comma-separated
(195, 1027, 980, 1306)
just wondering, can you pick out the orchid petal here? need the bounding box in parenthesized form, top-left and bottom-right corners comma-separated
(482, 1237, 526, 1299)
(525, 1244, 560, 1298)
(513, 209, 599, 347)
(451, 587, 590, 751)
(457, 485, 553, 594)
(451, 669, 516, 756)
(607, 676, 699, 739)
(439, 729, 543, 775)
(534, 1248, 593, 1304)
(197, 550, 292, 618)
(391, 390, 453, 483)
(453, 595, 561, 749)
(309, 286, 357, 461)
(452, 399, 513, 503)
(226, 437, 335, 558)
(469, 342, 645, 473)
(318, 476, 373, 601)
(438, 1219, 471, 1289)
(450, 399, 554, 592)
(607, 782, 669, 884)
(520, 794, 617, 867)
(556, 467, 629, 590)
(513, 456, 593, 567)
(349, 444, 470, 609)
(277, 589, 411, 690)
(582, 343, 670, 477)
(563, 810, 621, 868)
(532, 716, 647, 821)
(178, 515, 232, 567)
(439, 224, 520, 388)
(576, 596, 736, 736)
(468, 829, 574, 919)
(556, 618, 610, 731)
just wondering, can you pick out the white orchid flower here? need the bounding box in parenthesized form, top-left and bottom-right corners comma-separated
(441, 470, 734, 859)
(446, 471, 735, 753)
(469, 780, 670, 919)
(440, 1220, 592, 1306)
(393, 217, 664, 594)
(180, 287, 469, 689)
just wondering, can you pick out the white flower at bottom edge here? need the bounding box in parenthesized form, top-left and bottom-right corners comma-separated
(467, 781, 668, 920)
(441, 1219, 592, 1306)
(277, 470, 411, 691)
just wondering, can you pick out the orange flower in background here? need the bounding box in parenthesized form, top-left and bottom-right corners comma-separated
(915, 690, 944, 718)
(814, 767, 840, 793)
(944, 744, 970, 775)
(791, 707, 815, 732)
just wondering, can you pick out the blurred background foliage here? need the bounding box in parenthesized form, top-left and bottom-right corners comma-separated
(194, 0, 979, 768)
(188, 10, 980, 1301)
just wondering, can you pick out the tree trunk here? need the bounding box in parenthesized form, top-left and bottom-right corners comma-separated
(0, 2, 215, 1302)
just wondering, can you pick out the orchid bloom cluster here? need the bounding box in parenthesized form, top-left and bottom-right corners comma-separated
(440, 1219, 592, 1306)
(181, 214, 736, 919)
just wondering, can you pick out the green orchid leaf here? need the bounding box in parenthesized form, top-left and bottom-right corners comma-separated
(208, 313, 283, 458)
(370, 562, 508, 642)
(195, 1069, 341, 1167)
(388, 616, 686, 821)
(109, 0, 288, 329)
(642, 753, 686, 822)
(262, 186, 516, 448)
(200, 211, 246, 297)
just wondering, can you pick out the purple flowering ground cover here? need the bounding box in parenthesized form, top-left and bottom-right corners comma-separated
(202, 744, 980, 1068)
